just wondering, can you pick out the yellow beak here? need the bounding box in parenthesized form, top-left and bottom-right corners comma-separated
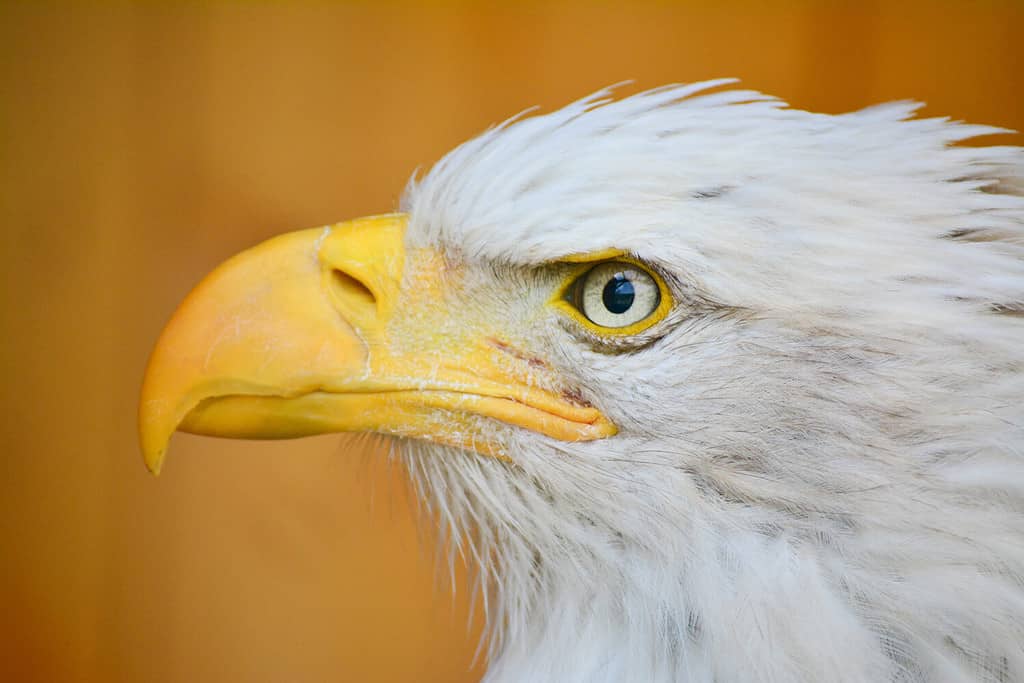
(139, 214, 615, 474)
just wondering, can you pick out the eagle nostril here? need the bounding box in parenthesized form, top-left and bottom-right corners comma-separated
(331, 269, 376, 310)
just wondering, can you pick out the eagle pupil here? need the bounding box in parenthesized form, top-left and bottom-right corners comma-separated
(602, 275, 635, 314)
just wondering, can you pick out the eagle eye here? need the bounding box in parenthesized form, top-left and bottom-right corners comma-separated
(557, 259, 672, 336)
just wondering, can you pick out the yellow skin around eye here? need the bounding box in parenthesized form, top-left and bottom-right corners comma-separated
(549, 254, 674, 337)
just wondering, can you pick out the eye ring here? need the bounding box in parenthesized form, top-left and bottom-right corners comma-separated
(553, 258, 673, 336)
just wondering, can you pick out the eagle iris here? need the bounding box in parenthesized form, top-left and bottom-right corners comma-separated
(571, 261, 663, 330)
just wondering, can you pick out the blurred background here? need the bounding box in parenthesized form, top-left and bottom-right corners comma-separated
(2, 1, 1021, 681)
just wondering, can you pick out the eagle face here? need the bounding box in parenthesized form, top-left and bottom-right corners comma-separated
(141, 82, 1024, 682)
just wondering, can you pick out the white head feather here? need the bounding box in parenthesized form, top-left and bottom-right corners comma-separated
(396, 81, 1024, 682)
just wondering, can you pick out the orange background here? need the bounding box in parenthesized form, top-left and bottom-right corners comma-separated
(2, 2, 1021, 681)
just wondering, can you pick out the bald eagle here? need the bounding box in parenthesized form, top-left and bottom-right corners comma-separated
(140, 81, 1024, 682)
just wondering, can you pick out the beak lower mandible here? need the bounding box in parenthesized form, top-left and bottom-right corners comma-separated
(138, 214, 406, 474)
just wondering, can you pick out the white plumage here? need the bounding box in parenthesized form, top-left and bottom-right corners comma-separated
(396, 81, 1024, 682)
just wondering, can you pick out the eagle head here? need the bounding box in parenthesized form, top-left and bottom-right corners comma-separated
(140, 81, 1024, 682)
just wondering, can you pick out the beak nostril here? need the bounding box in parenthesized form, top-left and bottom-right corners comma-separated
(332, 269, 377, 308)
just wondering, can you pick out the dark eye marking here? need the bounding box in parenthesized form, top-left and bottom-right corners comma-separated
(691, 185, 734, 200)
